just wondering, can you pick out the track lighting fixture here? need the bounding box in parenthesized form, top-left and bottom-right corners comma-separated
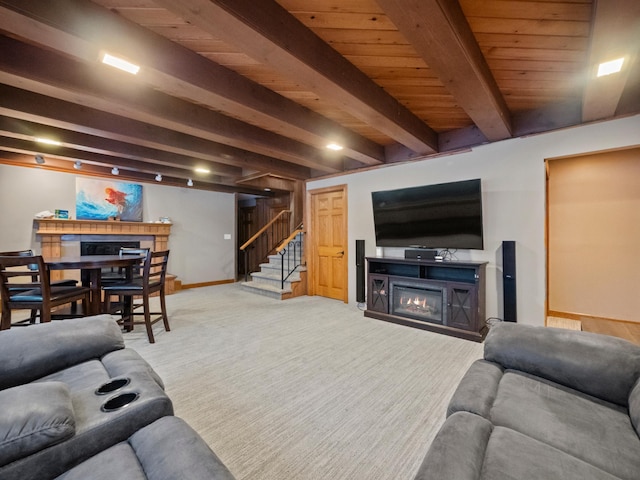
(111, 167, 119, 175)
(35, 154, 45, 164)
(187, 178, 193, 187)
(155, 173, 162, 182)
(73, 161, 82, 170)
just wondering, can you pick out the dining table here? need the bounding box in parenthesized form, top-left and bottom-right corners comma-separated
(44, 254, 145, 316)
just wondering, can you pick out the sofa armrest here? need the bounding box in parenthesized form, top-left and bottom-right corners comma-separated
(0, 382, 75, 467)
(447, 359, 504, 418)
(0, 315, 124, 390)
(629, 379, 640, 436)
(484, 323, 640, 406)
(413, 411, 492, 480)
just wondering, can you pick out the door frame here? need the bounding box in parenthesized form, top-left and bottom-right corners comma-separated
(305, 184, 348, 302)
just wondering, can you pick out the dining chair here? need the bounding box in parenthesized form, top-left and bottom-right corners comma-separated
(0, 255, 91, 330)
(0, 250, 79, 288)
(100, 247, 150, 287)
(102, 250, 170, 343)
(0, 250, 79, 324)
(101, 247, 150, 314)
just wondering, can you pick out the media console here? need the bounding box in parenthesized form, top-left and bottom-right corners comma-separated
(365, 257, 487, 342)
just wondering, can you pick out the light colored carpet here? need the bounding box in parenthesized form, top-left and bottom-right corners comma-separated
(124, 284, 484, 480)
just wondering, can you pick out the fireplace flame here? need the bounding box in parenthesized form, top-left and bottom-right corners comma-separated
(412, 296, 426, 308)
(394, 287, 440, 319)
(400, 294, 428, 309)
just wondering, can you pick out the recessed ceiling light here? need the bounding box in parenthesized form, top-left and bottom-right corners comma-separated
(597, 57, 624, 77)
(195, 168, 210, 174)
(101, 52, 140, 75)
(35, 138, 61, 146)
(111, 167, 119, 175)
(326, 143, 343, 151)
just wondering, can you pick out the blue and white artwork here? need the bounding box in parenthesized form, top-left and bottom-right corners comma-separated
(76, 178, 143, 221)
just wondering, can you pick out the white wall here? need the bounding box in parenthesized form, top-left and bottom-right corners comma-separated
(306, 114, 640, 326)
(0, 166, 236, 284)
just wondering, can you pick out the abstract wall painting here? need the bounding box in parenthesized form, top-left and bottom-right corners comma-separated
(76, 178, 143, 221)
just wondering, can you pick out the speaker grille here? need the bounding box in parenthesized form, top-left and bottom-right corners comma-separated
(356, 239, 365, 303)
(502, 241, 516, 322)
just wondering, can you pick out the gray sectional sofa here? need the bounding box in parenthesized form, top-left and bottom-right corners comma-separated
(0, 315, 235, 480)
(415, 323, 640, 480)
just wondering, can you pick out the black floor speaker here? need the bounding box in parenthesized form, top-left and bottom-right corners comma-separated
(502, 240, 517, 322)
(356, 239, 365, 303)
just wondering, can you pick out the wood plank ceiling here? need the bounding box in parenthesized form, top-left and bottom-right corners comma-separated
(0, 0, 638, 194)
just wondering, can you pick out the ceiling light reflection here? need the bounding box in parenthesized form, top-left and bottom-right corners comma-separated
(101, 52, 140, 75)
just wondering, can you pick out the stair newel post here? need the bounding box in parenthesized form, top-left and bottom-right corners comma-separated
(244, 248, 249, 282)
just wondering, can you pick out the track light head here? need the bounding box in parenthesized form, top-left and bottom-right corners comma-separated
(73, 160, 82, 170)
(187, 178, 193, 187)
(111, 167, 119, 175)
(35, 154, 45, 164)
(155, 173, 162, 182)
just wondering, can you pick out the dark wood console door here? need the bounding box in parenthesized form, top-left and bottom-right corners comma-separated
(447, 283, 477, 331)
(367, 274, 389, 313)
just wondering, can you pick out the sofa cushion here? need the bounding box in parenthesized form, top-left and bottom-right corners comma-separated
(55, 443, 147, 480)
(35, 360, 112, 391)
(484, 323, 640, 406)
(35, 349, 165, 393)
(415, 412, 621, 480)
(0, 382, 75, 466)
(489, 370, 640, 480)
(480, 423, 620, 480)
(0, 316, 124, 390)
(55, 417, 235, 480)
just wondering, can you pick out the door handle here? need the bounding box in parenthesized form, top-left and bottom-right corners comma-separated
(337, 251, 344, 256)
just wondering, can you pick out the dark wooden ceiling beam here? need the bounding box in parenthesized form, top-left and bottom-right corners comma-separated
(151, 0, 438, 155)
(0, 0, 384, 166)
(0, 117, 242, 178)
(581, 0, 640, 121)
(0, 135, 230, 183)
(376, 0, 512, 141)
(0, 85, 312, 180)
(235, 173, 297, 193)
(0, 35, 342, 174)
(0, 151, 271, 195)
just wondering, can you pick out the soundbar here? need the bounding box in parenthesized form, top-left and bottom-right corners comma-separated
(404, 249, 437, 260)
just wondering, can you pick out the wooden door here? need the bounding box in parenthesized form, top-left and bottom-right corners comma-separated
(308, 186, 348, 302)
(237, 205, 256, 276)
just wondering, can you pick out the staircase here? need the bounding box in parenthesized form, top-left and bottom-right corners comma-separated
(240, 231, 306, 300)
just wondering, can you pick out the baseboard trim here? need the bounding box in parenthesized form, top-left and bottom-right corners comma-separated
(180, 279, 235, 290)
(547, 310, 637, 325)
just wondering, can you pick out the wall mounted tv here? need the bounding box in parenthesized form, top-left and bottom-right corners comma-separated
(371, 179, 484, 250)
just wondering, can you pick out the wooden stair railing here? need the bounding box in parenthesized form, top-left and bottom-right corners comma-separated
(240, 210, 291, 281)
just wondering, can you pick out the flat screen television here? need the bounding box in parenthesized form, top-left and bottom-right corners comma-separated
(371, 179, 484, 250)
